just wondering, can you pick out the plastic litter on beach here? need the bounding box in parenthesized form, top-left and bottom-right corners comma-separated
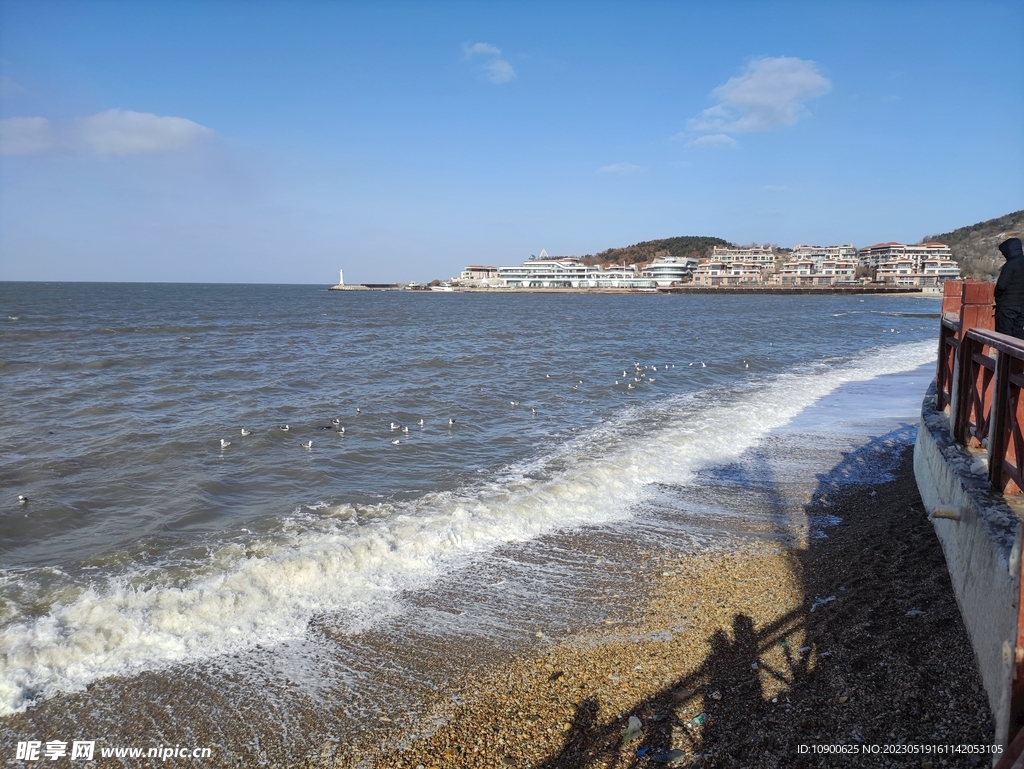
(649, 748, 687, 763)
(621, 715, 643, 743)
(905, 609, 926, 616)
(810, 595, 837, 611)
(686, 713, 706, 729)
(636, 746, 650, 757)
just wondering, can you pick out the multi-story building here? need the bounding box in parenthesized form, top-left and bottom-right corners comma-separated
(641, 256, 699, 287)
(820, 258, 858, 283)
(773, 258, 817, 286)
(791, 244, 857, 269)
(710, 245, 776, 268)
(460, 265, 498, 281)
(693, 261, 764, 286)
(496, 257, 655, 289)
(857, 242, 953, 270)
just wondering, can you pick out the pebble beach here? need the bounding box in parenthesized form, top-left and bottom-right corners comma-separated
(325, 445, 992, 769)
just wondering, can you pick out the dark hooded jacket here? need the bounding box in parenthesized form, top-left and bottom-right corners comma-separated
(995, 237, 1024, 338)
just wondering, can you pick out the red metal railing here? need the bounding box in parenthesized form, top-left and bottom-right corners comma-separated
(940, 281, 1024, 769)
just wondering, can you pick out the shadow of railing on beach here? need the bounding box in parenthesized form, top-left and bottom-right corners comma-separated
(532, 424, 990, 768)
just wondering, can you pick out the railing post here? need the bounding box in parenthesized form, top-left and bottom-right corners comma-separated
(953, 334, 974, 445)
(989, 350, 1010, 491)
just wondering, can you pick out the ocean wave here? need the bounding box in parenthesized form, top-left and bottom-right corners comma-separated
(0, 340, 936, 715)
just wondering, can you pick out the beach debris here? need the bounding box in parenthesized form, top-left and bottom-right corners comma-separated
(636, 746, 650, 757)
(750, 662, 758, 670)
(501, 757, 517, 767)
(621, 715, 642, 743)
(810, 595, 836, 611)
(686, 713, 706, 729)
(905, 608, 926, 616)
(672, 687, 693, 701)
(648, 748, 687, 763)
(710, 690, 722, 700)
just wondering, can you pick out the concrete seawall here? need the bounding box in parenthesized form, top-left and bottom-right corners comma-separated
(914, 380, 1024, 747)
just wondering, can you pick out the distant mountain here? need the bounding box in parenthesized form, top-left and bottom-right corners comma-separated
(581, 236, 730, 267)
(924, 210, 1024, 281)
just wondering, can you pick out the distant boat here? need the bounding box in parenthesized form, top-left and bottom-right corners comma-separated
(430, 282, 462, 292)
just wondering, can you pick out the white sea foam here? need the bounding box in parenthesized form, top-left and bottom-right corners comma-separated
(0, 341, 936, 715)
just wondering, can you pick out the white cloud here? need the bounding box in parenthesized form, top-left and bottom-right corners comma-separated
(597, 163, 648, 174)
(79, 109, 213, 156)
(687, 56, 830, 135)
(465, 42, 501, 57)
(464, 41, 516, 84)
(686, 133, 737, 149)
(0, 116, 53, 156)
(487, 59, 516, 83)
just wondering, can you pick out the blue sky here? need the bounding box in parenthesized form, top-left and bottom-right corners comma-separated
(1, 1, 1022, 284)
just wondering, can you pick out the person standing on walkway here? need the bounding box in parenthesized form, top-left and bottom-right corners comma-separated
(995, 237, 1024, 339)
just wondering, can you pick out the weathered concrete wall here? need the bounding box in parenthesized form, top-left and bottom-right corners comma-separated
(914, 381, 1023, 747)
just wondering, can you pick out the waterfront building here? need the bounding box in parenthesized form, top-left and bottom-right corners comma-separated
(496, 257, 655, 289)
(820, 258, 858, 283)
(693, 260, 764, 286)
(876, 255, 961, 287)
(773, 258, 817, 286)
(710, 245, 776, 268)
(921, 256, 962, 284)
(791, 244, 857, 269)
(857, 242, 953, 270)
(460, 265, 498, 281)
(641, 256, 699, 287)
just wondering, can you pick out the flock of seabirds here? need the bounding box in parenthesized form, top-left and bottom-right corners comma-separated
(212, 356, 761, 452)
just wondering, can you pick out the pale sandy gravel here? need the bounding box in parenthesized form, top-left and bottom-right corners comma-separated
(319, 447, 993, 769)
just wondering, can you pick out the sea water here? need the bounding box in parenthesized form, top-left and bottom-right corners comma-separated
(0, 284, 938, 733)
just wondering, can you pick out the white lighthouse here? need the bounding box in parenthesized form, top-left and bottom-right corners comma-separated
(338, 269, 345, 286)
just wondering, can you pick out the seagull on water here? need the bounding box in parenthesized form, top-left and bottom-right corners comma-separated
(627, 383, 635, 389)
(280, 424, 290, 432)
(18, 495, 27, 505)
(356, 407, 361, 413)
(701, 361, 707, 368)
(390, 422, 401, 431)
(418, 418, 424, 426)
(531, 407, 536, 414)
(402, 425, 409, 433)
(332, 418, 341, 426)
(449, 418, 456, 425)
(510, 401, 519, 407)
(240, 428, 251, 436)
(391, 438, 400, 445)
(220, 439, 232, 448)
(302, 440, 313, 449)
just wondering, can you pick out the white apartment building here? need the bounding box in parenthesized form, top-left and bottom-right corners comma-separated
(460, 265, 498, 281)
(857, 242, 953, 270)
(710, 245, 777, 268)
(496, 257, 655, 289)
(641, 256, 699, 287)
(791, 244, 857, 269)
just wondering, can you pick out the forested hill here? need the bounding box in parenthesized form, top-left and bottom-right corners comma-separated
(925, 210, 1024, 280)
(581, 236, 730, 266)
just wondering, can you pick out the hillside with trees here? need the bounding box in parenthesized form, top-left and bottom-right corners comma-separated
(924, 210, 1024, 280)
(580, 236, 730, 267)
